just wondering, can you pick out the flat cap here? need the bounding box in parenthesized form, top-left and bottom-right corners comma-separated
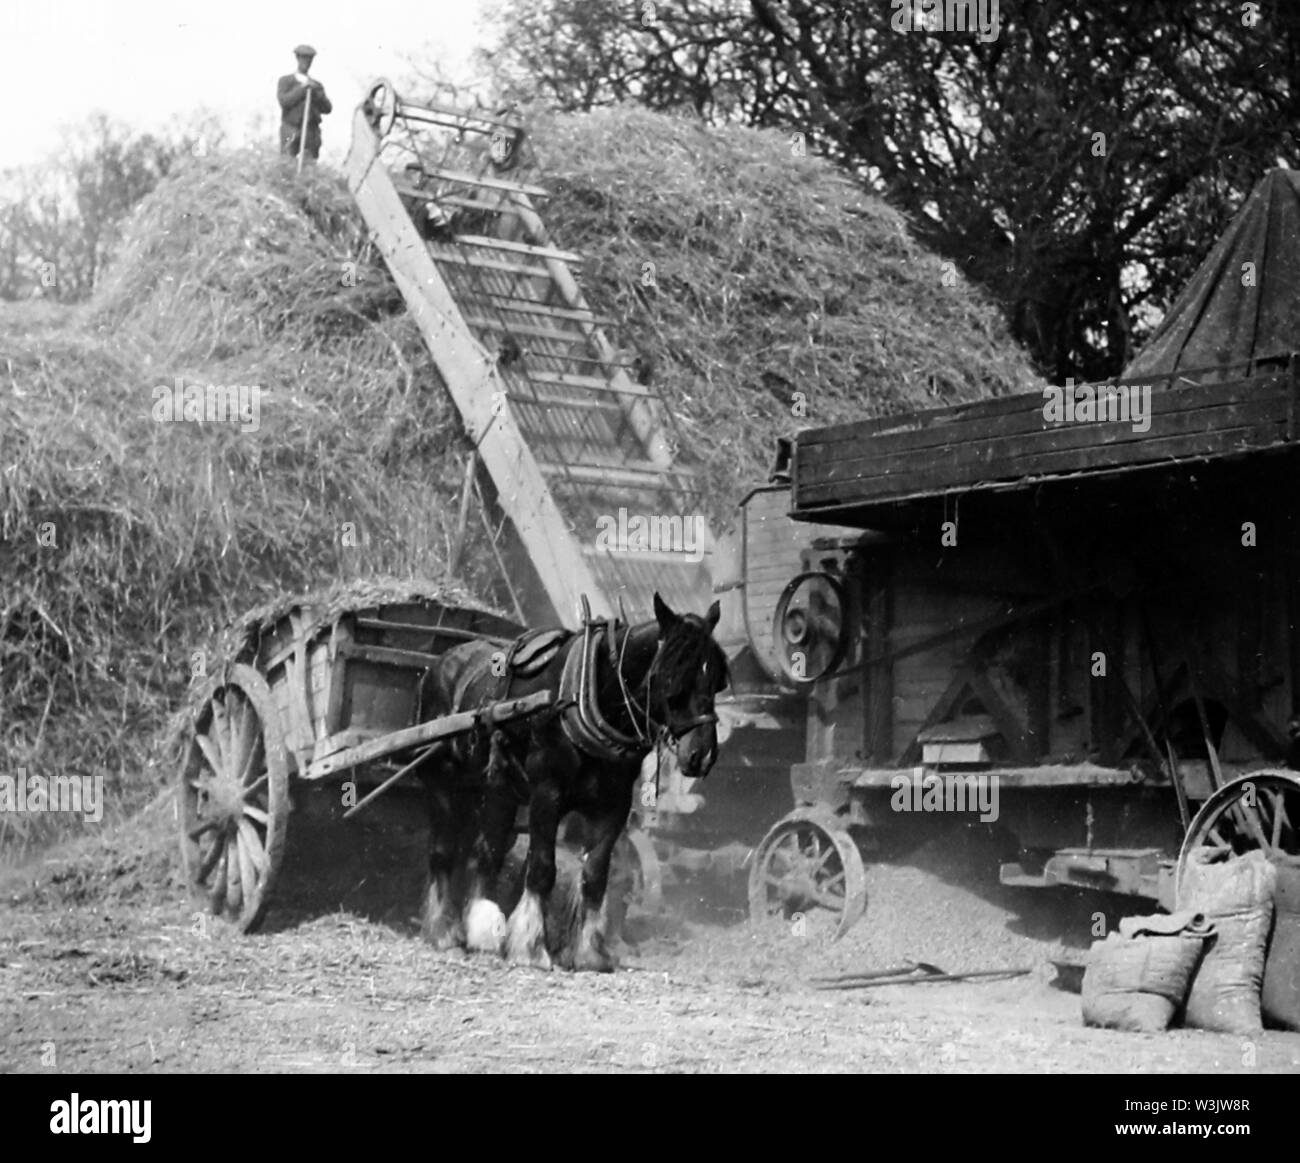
(293, 44, 317, 57)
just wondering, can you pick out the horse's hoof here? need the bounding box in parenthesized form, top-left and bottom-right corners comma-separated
(432, 922, 466, 952)
(465, 899, 507, 955)
(421, 919, 463, 950)
(508, 941, 553, 970)
(571, 944, 616, 973)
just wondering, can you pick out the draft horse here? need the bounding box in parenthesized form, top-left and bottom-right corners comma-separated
(415, 593, 728, 971)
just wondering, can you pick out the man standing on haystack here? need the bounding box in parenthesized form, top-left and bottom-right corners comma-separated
(277, 45, 332, 163)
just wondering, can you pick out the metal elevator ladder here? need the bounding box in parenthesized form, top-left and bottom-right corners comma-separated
(345, 81, 714, 625)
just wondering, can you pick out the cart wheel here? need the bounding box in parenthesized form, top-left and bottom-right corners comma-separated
(749, 808, 867, 940)
(178, 664, 290, 933)
(607, 825, 663, 940)
(1176, 770, 1300, 900)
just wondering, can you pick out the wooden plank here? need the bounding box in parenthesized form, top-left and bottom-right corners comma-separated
(286, 611, 317, 759)
(798, 366, 1284, 450)
(538, 461, 697, 486)
(431, 250, 553, 279)
(338, 640, 443, 671)
(415, 192, 526, 216)
(510, 391, 626, 412)
(304, 690, 554, 779)
(851, 763, 1139, 789)
(398, 101, 523, 132)
(798, 422, 1290, 506)
(453, 234, 584, 264)
(421, 167, 550, 197)
(465, 299, 613, 325)
(461, 315, 592, 344)
(351, 618, 513, 646)
(805, 394, 1291, 487)
(322, 619, 350, 743)
(799, 374, 1291, 460)
(798, 392, 1045, 449)
(522, 372, 617, 389)
(805, 392, 1290, 480)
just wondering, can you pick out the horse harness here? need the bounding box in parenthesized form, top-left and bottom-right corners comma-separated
(491, 612, 716, 767)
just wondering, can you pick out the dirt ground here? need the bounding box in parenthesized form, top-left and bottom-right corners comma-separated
(2, 791, 1299, 1074)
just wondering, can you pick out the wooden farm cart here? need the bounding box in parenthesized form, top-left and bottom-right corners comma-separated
(175, 588, 665, 935)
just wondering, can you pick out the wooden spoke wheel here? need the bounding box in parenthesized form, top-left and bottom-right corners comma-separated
(1177, 770, 1300, 898)
(607, 825, 663, 941)
(178, 664, 290, 933)
(749, 809, 867, 940)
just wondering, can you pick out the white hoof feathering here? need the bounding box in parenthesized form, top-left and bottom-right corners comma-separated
(465, 898, 507, 955)
(421, 877, 463, 948)
(506, 890, 552, 969)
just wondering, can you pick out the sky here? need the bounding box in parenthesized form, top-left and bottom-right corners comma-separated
(0, 0, 496, 170)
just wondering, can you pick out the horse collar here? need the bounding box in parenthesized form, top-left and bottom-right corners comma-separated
(559, 619, 650, 763)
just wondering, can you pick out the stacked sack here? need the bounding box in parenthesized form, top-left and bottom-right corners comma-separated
(1262, 855, 1300, 1030)
(1083, 848, 1296, 1034)
(1177, 849, 1278, 1034)
(1082, 911, 1215, 1032)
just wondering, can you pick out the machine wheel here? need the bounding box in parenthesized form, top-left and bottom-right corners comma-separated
(178, 664, 290, 933)
(748, 807, 867, 939)
(1176, 770, 1300, 900)
(363, 78, 399, 137)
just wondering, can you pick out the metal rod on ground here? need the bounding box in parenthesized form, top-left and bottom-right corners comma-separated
(811, 967, 1031, 990)
(811, 960, 944, 983)
(342, 743, 439, 820)
(297, 85, 313, 175)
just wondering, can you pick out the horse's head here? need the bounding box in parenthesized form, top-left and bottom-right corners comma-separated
(649, 592, 729, 779)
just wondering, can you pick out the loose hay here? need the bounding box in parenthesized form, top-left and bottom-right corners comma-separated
(3, 108, 1041, 865)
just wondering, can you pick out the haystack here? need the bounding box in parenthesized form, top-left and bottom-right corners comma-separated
(1, 153, 476, 850)
(1, 107, 1040, 854)
(524, 105, 1042, 506)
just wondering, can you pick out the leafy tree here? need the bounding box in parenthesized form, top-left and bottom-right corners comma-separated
(480, 0, 1300, 380)
(0, 112, 221, 301)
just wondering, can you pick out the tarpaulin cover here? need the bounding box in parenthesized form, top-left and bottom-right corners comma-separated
(1126, 169, 1300, 379)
